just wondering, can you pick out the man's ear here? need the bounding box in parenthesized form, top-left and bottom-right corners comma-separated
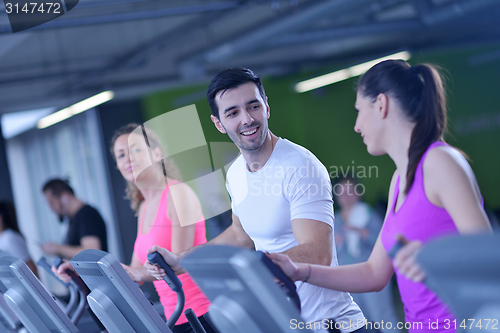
(211, 115, 226, 134)
(265, 96, 270, 119)
(376, 93, 389, 119)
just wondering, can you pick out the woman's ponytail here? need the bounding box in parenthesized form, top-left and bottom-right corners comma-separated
(405, 64, 447, 194)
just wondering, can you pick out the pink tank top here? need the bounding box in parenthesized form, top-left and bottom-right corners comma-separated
(134, 181, 210, 325)
(381, 141, 458, 332)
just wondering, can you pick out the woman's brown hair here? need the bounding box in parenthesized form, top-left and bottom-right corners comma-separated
(110, 124, 181, 211)
(357, 60, 449, 195)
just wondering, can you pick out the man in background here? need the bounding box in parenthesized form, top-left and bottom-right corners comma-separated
(41, 178, 107, 259)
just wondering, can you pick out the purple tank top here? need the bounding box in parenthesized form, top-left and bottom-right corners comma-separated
(381, 141, 458, 332)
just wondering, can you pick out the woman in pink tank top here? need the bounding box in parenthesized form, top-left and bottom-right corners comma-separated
(110, 124, 213, 333)
(269, 60, 492, 332)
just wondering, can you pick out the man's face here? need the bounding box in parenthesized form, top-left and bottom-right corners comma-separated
(211, 82, 270, 153)
(44, 190, 65, 222)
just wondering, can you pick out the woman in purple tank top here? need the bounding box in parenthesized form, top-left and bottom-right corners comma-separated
(269, 60, 492, 332)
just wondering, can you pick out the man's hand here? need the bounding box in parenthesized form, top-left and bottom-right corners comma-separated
(51, 260, 74, 284)
(144, 245, 182, 280)
(42, 242, 60, 255)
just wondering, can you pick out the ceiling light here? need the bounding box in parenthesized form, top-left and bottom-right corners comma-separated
(295, 51, 411, 93)
(1, 107, 54, 139)
(37, 91, 114, 129)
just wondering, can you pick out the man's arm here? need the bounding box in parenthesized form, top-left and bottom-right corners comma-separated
(206, 213, 255, 248)
(179, 212, 255, 257)
(146, 212, 254, 277)
(42, 236, 102, 259)
(281, 218, 332, 266)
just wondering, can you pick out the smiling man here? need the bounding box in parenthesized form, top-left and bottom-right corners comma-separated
(147, 68, 365, 333)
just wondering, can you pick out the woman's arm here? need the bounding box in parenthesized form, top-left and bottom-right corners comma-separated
(122, 251, 155, 283)
(167, 182, 200, 254)
(268, 236, 394, 292)
(425, 146, 492, 232)
(394, 147, 492, 282)
(269, 171, 399, 293)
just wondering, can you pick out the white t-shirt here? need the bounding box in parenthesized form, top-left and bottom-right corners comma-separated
(0, 229, 31, 262)
(226, 138, 365, 332)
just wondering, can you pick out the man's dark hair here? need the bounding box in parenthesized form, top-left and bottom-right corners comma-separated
(207, 67, 266, 119)
(42, 178, 74, 196)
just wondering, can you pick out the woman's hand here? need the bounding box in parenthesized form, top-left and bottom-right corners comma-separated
(120, 264, 144, 285)
(393, 234, 425, 282)
(51, 260, 75, 284)
(144, 245, 182, 280)
(266, 252, 309, 282)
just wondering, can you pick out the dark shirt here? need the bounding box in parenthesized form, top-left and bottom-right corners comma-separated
(66, 205, 108, 253)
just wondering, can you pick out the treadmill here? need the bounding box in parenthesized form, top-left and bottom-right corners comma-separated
(417, 233, 500, 332)
(0, 254, 79, 333)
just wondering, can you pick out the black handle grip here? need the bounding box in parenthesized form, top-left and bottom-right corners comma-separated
(256, 251, 297, 295)
(256, 251, 301, 311)
(53, 257, 90, 295)
(37, 257, 69, 287)
(388, 240, 406, 259)
(184, 309, 207, 333)
(53, 257, 63, 268)
(147, 251, 182, 292)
